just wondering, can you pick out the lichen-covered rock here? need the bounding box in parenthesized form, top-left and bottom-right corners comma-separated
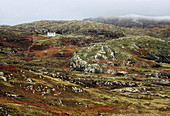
(120, 88, 140, 93)
(0, 72, 4, 76)
(70, 36, 170, 74)
(0, 76, 7, 81)
(84, 64, 102, 73)
(70, 54, 102, 73)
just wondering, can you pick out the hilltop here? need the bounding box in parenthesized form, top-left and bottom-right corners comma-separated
(84, 15, 170, 28)
(84, 15, 170, 38)
(12, 20, 125, 38)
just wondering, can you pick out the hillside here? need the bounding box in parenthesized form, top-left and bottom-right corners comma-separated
(71, 36, 170, 75)
(84, 15, 170, 28)
(0, 20, 170, 115)
(11, 20, 125, 38)
(84, 15, 170, 38)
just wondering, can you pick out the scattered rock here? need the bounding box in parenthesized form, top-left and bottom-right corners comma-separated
(26, 78, 33, 82)
(0, 76, 7, 82)
(0, 72, 4, 76)
(120, 88, 140, 93)
(5, 92, 20, 98)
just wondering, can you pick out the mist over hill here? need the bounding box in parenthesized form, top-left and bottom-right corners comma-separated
(84, 14, 170, 28)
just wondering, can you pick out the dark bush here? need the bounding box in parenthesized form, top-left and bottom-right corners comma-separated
(151, 64, 161, 68)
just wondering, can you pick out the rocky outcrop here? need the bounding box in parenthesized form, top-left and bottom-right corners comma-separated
(70, 42, 132, 74)
(70, 43, 125, 73)
(0, 72, 7, 82)
(70, 54, 103, 73)
(70, 36, 170, 74)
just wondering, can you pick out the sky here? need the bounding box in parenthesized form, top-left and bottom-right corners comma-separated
(0, 0, 170, 25)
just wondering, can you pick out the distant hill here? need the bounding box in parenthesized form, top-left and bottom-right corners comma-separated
(84, 14, 170, 28)
(4, 20, 125, 39)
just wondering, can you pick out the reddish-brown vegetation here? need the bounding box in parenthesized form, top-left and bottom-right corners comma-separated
(0, 65, 17, 70)
(124, 49, 160, 66)
(26, 35, 47, 40)
(0, 40, 16, 47)
(72, 105, 117, 112)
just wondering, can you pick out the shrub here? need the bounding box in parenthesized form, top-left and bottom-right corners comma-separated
(151, 64, 161, 68)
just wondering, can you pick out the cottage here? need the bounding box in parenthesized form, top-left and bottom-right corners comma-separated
(47, 32, 56, 37)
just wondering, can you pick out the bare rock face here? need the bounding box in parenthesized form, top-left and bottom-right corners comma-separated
(70, 54, 103, 73)
(0, 72, 7, 82)
(84, 64, 102, 73)
(70, 43, 117, 74)
(70, 42, 130, 74)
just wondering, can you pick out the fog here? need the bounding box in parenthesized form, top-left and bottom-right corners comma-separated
(0, 0, 170, 25)
(118, 14, 170, 21)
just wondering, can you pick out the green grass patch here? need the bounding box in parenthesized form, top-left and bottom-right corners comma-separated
(161, 63, 170, 68)
(42, 34, 92, 38)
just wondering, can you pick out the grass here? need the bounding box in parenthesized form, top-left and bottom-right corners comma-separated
(1, 20, 170, 115)
(41, 34, 92, 38)
(161, 63, 170, 68)
(78, 36, 170, 68)
(1, 58, 170, 115)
